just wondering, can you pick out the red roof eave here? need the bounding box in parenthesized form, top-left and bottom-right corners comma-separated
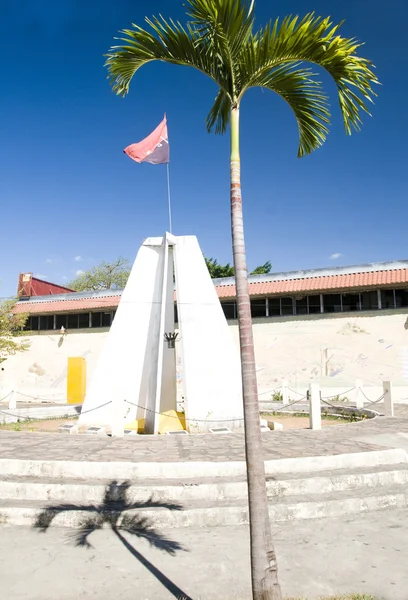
(12, 268, 408, 315)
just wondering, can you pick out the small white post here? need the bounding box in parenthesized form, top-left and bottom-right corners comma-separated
(309, 382, 322, 430)
(8, 389, 16, 410)
(354, 379, 364, 409)
(281, 380, 289, 405)
(383, 380, 394, 417)
(111, 397, 125, 437)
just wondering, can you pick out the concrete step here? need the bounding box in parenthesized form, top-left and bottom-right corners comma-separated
(1, 485, 408, 528)
(1, 463, 408, 504)
(0, 447, 406, 480)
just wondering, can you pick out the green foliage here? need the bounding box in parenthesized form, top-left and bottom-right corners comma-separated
(68, 257, 130, 292)
(205, 257, 272, 278)
(67, 255, 270, 289)
(205, 258, 235, 278)
(271, 390, 283, 402)
(0, 299, 30, 360)
(106, 0, 379, 158)
(251, 261, 272, 275)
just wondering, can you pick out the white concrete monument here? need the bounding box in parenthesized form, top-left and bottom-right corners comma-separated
(78, 234, 243, 434)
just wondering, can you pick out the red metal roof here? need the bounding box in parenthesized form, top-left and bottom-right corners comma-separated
(216, 268, 408, 298)
(13, 268, 408, 315)
(14, 296, 120, 315)
(18, 273, 74, 298)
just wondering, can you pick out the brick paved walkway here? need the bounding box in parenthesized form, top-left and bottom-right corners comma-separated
(1, 404, 408, 463)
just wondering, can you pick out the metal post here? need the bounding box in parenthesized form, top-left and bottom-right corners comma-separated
(281, 380, 288, 405)
(8, 389, 16, 410)
(354, 379, 364, 408)
(309, 382, 322, 430)
(383, 380, 394, 417)
(166, 163, 173, 234)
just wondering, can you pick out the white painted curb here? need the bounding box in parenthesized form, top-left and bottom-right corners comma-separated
(1, 491, 408, 528)
(0, 448, 407, 480)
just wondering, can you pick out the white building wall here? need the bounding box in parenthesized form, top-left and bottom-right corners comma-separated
(2, 309, 408, 409)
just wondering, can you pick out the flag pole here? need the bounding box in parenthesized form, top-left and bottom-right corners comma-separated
(166, 162, 173, 234)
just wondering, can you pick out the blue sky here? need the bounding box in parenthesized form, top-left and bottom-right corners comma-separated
(1, 0, 407, 296)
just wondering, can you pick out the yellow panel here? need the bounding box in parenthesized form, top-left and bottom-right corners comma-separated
(176, 411, 187, 431)
(67, 357, 86, 405)
(124, 418, 145, 433)
(124, 412, 187, 434)
(158, 410, 185, 434)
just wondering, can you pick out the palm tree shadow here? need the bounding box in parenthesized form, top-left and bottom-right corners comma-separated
(33, 480, 193, 600)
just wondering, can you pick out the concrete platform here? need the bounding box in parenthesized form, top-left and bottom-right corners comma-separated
(1, 412, 408, 529)
(2, 412, 408, 463)
(1, 510, 407, 599)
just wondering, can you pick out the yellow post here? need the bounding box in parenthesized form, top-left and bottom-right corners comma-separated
(67, 357, 86, 404)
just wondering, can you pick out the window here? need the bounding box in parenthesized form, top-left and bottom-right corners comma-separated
(281, 297, 294, 316)
(78, 313, 90, 328)
(56, 315, 67, 330)
(25, 316, 39, 331)
(67, 314, 79, 329)
(102, 312, 112, 327)
(295, 297, 308, 315)
(251, 299, 266, 318)
(381, 289, 395, 309)
(91, 313, 102, 328)
(395, 289, 408, 308)
(323, 294, 342, 313)
(360, 291, 378, 311)
(221, 302, 236, 320)
(308, 295, 321, 314)
(39, 315, 54, 330)
(342, 293, 360, 312)
(268, 298, 281, 316)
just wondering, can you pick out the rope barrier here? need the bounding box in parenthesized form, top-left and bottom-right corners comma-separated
(258, 386, 281, 396)
(359, 389, 385, 404)
(286, 387, 307, 397)
(0, 400, 112, 421)
(0, 392, 12, 403)
(321, 393, 385, 409)
(361, 393, 385, 406)
(320, 387, 356, 400)
(271, 397, 308, 411)
(124, 399, 245, 423)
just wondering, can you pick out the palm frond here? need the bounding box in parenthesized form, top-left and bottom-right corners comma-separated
(206, 88, 231, 134)
(105, 15, 226, 97)
(240, 13, 379, 143)
(186, 0, 255, 64)
(105, 2, 379, 153)
(254, 63, 330, 156)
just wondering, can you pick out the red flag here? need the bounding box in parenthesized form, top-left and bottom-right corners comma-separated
(124, 117, 169, 164)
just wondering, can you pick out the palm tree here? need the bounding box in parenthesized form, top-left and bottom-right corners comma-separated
(34, 480, 192, 600)
(105, 1, 378, 598)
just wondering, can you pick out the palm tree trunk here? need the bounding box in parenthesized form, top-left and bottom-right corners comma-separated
(230, 106, 282, 600)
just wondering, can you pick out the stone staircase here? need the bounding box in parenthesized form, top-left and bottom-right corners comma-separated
(1, 450, 408, 528)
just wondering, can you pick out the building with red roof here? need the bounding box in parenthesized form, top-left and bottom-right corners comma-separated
(13, 260, 408, 332)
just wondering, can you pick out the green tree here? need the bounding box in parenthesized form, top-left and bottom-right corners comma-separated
(205, 257, 235, 278)
(251, 261, 272, 275)
(68, 258, 130, 292)
(206, 257, 272, 278)
(105, 2, 378, 597)
(0, 299, 29, 362)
